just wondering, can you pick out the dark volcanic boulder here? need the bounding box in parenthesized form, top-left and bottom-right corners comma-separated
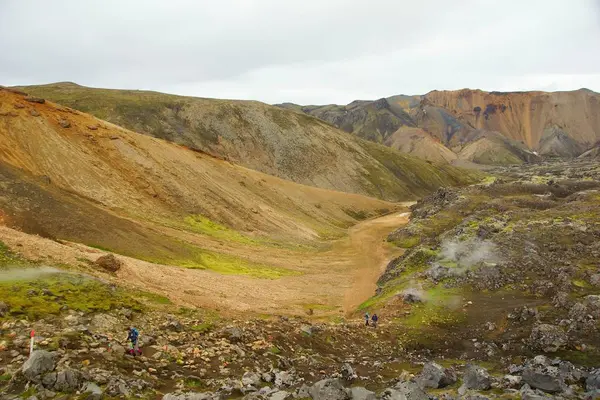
(529, 324, 567, 352)
(587, 369, 600, 391)
(24, 96, 45, 104)
(22, 350, 56, 381)
(348, 387, 376, 400)
(416, 361, 457, 389)
(52, 369, 84, 392)
(94, 254, 123, 272)
(308, 378, 349, 400)
(522, 364, 565, 393)
(381, 381, 428, 400)
(462, 364, 491, 390)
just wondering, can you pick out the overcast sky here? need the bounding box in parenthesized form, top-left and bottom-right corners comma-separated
(1, 1, 599, 104)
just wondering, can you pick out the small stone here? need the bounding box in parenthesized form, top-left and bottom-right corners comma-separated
(340, 363, 357, 381)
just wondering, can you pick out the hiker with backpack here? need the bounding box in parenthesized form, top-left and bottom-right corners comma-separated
(364, 312, 370, 326)
(371, 313, 379, 328)
(126, 327, 141, 356)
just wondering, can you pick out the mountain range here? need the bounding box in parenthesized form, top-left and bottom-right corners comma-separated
(278, 88, 600, 165)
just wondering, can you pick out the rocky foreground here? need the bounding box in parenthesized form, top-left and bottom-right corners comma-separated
(1, 304, 600, 399)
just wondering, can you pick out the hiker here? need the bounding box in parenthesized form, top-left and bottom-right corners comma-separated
(364, 312, 370, 326)
(126, 327, 141, 356)
(371, 313, 379, 328)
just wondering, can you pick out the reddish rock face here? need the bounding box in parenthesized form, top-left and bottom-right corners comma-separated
(424, 89, 600, 151)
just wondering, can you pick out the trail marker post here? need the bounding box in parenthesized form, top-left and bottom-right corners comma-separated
(29, 329, 35, 356)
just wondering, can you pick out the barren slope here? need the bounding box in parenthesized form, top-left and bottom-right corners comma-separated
(1, 87, 405, 264)
(384, 127, 457, 163)
(14, 83, 479, 201)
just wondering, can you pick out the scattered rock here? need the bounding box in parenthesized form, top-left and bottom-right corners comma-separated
(94, 254, 123, 273)
(300, 325, 315, 336)
(462, 364, 491, 390)
(25, 96, 45, 104)
(416, 361, 457, 389)
(529, 324, 567, 353)
(91, 313, 120, 332)
(225, 326, 244, 342)
(522, 364, 565, 393)
(30, 109, 40, 117)
(53, 369, 83, 392)
(42, 372, 57, 388)
(382, 381, 428, 400)
(425, 265, 452, 282)
(348, 386, 376, 400)
(268, 391, 290, 400)
(242, 371, 262, 387)
(83, 382, 103, 400)
(58, 119, 71, 128)
(274, 371, 293, 387)
(87, 125, 99, 130)
(341, 363, 357, 381)
(0, 301, 9, 317)
(22, 350, 56, 381)
(166, 319, 183, 332)
(587, 369, 600, 391)
(502, 375, 523, 389)
(401, 289, 424, 304)
(163, 392, 218, 400)
(277, 357, 293, 370)
(308, 378, 349, 400)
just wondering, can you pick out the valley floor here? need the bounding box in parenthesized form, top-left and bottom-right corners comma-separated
(0, 208, 410, 318)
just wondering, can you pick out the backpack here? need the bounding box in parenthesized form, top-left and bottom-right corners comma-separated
(129, 328, 139, 341)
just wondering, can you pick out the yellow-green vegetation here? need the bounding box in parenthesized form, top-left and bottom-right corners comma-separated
(190, 322, 214, 333)
(0, 274, 143, 320)
(360, 247, 437, 310)
(0, 241, 24, 267)
(173, 249, 300, 279)
(391, 235, 421, 249)
(135, 290, 172, 305)
(184, 214, 260, 245)
(397, 286, 466, 349)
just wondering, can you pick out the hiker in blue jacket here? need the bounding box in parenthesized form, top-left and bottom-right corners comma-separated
(126, 327, 141, 355)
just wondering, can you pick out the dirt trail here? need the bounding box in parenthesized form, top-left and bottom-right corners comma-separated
(342, 212, 409, 311)
(0, 209, 410, 317)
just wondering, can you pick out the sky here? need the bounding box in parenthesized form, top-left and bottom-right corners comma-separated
(1, 0, 599, 104)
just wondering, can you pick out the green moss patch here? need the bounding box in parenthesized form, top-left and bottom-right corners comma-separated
(0, 273, 143, 320)
(172, 249, 300, 279)
(184, 214, 260, 245)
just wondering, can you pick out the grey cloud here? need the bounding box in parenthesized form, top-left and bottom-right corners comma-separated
(1, 0, 599, 104)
